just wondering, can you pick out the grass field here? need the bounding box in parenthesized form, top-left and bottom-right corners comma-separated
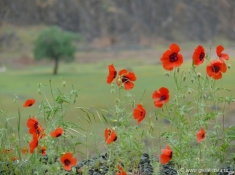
(0, 57, 235, 126)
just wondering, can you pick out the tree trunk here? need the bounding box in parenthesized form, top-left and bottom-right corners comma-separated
(53, 56, 59, 75)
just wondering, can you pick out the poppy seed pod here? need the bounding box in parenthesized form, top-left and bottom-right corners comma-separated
(62, 81, 66, 87)
(197, 72, 201, 78)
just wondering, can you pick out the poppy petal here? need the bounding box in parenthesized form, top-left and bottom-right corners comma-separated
(126, 72, 136, 81)
(123, 81, 134, 90)
(27, 117, 38, 129)
(159, 145, 172, 164)
(220, 61, 227, 72)
(104, 128, 111, 141)
(107, 64, 117, 84)
(170, 43, 180, 53)
(64, 165, 72, 171)
(160, 154, 171, 164)
(133, 104, 146, 124)
(118, 69, 128, 76)
(152, 91, 161, 99)
(216, 45, 224, 56)
(159, 87, 169, 95)
(154, 100, 163, 108)
(220, 53, 229, 61)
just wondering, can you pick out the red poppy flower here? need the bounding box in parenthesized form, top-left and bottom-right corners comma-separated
(206, 60, 227, 80)
(51, 127, 64, 138)
(29, 134, 38, 154)
(160, 43, 183, 71)
(104, 128, 117, 144)
(133, 104, 146, 124)
(160, 145, 172, 164)
(152, 87, 169, 108)
(216, 45, 229, 61)
(116, 69, 137, 90)
(39, 146, 46, 156)
(27, 116, 39, 134)
(117, 165, 127, 175)
(27, 116, 45, 138)
(196, 128, 206, 143)
(60, 152, 77, 171)
(107, 64, 117, 84)
(21, 147, 29, 155)
(23, 99, 35, 107)
(192, 45, 206, 66)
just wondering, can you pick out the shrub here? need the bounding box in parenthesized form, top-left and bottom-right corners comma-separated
(33, 26, 81, 75)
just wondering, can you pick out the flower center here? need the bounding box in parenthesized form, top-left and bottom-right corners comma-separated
(121, 76, 129, 83)
(34, 122, 38, 129)
(169, 151, 173, 158)
(199, 53, 205, 61)
(201, 133, 205, 139)
(56, 133, 61, 137)
(113, 136, 117, 141)
(64, 159, 70, 166)
(160, 95, 166, 101)
(114, 71, 117, 79)
(169, 53, 178, 62)
(212, 65, 220, 73)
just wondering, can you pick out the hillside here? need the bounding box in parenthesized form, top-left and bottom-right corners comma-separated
(1, 0, 235, 45)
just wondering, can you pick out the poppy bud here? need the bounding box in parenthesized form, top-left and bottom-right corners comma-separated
(62, 81, 66, 87)
(37, 89, 41, 95)
(228, 63, 231, 69)
(187, 90, 192, 94)
(197, 72, 201, 78)
(164, 72, 170, 77)
(174, 97, 177, 102)
(182, 76, 186, 81)
(111, 119, 117, 123)
(176, 68, 180, 73)
(191, 79, 194, 83)
(110, 88, 115, 94)
(115, 98, 120, 104)
(182, 94, 186, 99)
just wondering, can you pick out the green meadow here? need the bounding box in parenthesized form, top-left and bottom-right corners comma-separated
(1, 57, 235, 125)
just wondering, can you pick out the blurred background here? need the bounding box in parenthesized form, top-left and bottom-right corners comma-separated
(1, 0, 235, 156)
